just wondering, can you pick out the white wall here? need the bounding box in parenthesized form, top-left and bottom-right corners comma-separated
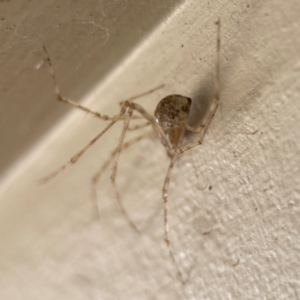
(0, 0, 299, 299)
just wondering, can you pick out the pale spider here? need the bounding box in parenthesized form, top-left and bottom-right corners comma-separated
(41, 19, 221, 282)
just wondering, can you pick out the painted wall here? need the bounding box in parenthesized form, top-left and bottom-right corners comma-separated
(0, 1, 299, 299)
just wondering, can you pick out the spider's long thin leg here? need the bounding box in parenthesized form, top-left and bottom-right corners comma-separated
(162, 128, 185, 282)
(163, 150, 184, 282)
(178, 19, 221, 153)
(111, 103, 139, 232)
(119, 84, 165, 106)
(92, 132, 152, 217)
(39, 104, 128, 184)
(43, 46, 120, 121)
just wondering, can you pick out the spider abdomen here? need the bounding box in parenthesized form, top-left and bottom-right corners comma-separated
(154, 95, 192, 129)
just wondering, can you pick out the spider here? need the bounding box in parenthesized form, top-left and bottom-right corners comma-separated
(41, 19, 221, 282)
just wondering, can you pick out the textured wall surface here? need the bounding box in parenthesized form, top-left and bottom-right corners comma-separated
(0, 0, 299, 299)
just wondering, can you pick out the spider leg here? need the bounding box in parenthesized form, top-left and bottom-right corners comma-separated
(43, 46, 120, 121)
(178, 19, 221, 154)
(110, 103, 140, 232)
(39, 103, 128, 184)
(92, 132, 152, 217)
(118, 84, 165, 106)
(178, 101, 218, 154)
(107, 100, 174, 232)
(162, 128, 185, 282)
(92, 100, 171, 230)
